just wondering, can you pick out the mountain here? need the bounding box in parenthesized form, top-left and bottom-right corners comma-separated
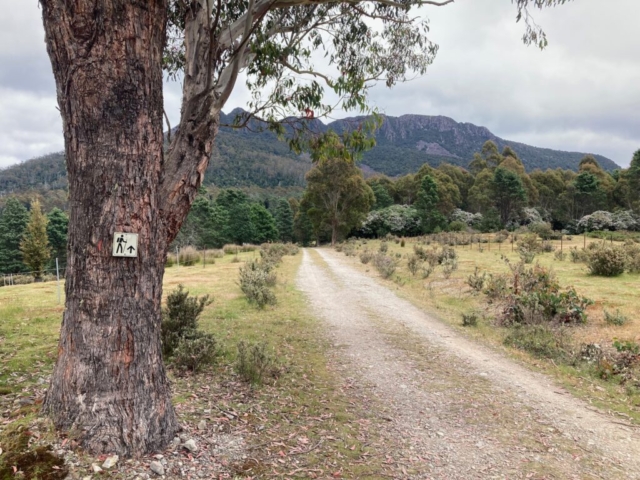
(0, 112, 619, 200)
(331, 114, 618, 176)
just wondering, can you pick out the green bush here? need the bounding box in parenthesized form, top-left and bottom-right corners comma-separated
(517, 234, 541, 264)
(448, 220, 467, 232)
(553, 250, 566, 262)
(569, 247, 589, 263)
(528, 222, 554, 240)
(604, 309, 628, 326)
(373, 254, 398, 279)
(462, 312, 479, 327)
(223, 244, 258, 255)
(260, 242, 299, 264)
(541, 241, 555, 253)
(413, 244, 428, 261)
(587, 246, 627, 277)
(504, 325, 568, 360)
(379, 241, 389, 254)
(342, 244, 357, 257)
(420, 264, 434, 279)
(173, 330, 221, 372)
(624, 244, 640, 273)
(495, 261, 592, 326)
(359, 250, 374, 264)
(407, 254, 422, 276)
(207, 249, 225, 259)
(441, 256, 458, 279)
(178, 246, 200, 266)
(238, 259, 277, 308)
(236, 341, 276, 385)
(161, 285, 211, 357)
(467, 267, 486, 292)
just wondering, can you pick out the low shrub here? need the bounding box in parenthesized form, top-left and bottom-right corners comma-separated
(342, 244, 357, 257)
(627, 254, 640, 274)
(448, 220, 467, 232)
(494, 231, 509, 243)
(359, 250, 374, 264)
(223, 244, 258, 255)
(177, 246, 200, 266)
(504, 325, 569, 360)
(407, 254, 422, 276)
(260, 242, 299, 265)
(173, 330, 221, 372)
(400, 239, 406, 247)
(541, 241, 555, 253)
(420, 264, 434, 279)
(238, 259, 277, 308)
(206, 249, 225, 259)
(587, 246, 626, 277)
(467, 267, 486, 292)
(495, 261, 592, 326)
(604, 309, 628, 326)
(161, 285, 211, 357)
(528, 222, 554, 240)
(379, 241, 389, 254)
(165, 254, 175, 267)
(373, 254, 398, 279)
(441, 257, 458, 279)
(483, 272, 509, 302)
(517, 234, 541, 263)
(236, 341, 276, 385)
(595, 340, 640, 383)
(413, 244, 428, 261)
(462, 312, 479, 327)
(569, 247, 589, 263)
(553, 250, 566, 262)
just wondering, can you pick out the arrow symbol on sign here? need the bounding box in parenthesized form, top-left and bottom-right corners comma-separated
(127, 246, 136, 254)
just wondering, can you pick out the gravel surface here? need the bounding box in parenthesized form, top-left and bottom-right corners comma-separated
(296, 248, 640, 480)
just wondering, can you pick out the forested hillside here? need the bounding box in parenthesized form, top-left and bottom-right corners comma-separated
(0, 111, 618, 204)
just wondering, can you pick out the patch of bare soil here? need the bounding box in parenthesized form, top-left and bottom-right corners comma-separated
(296, 248, 640, 479)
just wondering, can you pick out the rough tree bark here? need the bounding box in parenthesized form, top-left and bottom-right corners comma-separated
(39, 0, 216, 455)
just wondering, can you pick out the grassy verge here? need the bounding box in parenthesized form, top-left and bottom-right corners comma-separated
(334, 235, 640, 423)
(0, 249, 396, 478)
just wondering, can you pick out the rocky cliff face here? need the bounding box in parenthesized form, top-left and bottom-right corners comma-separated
(327, 114, 618, 176)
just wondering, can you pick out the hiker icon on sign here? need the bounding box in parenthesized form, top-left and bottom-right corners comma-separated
(116, 234, 127, 254)
(113, 232, 138, 257)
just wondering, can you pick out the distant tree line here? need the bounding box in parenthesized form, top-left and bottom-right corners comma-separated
(179, 142, 640, 247)
(297, 141, 640, 242)
(4, 141, 639, 257)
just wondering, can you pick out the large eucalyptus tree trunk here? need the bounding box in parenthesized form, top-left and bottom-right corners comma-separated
(40, 0, 217, 455)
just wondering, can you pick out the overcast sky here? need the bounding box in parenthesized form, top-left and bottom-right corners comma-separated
(1, 0, 638, 169)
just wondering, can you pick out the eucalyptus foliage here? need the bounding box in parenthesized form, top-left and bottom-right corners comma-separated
(162, 0, 571, 141)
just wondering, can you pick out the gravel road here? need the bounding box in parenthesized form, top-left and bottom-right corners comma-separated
(296, 248, 640, 480)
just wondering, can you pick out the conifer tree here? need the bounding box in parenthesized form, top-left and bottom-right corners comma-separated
(20, 199, 52, 280)
(274, 199, 294, 243)
(415, 174, 446, 233)
(46, 208, 69, 267)
(0, 197, 29, 274)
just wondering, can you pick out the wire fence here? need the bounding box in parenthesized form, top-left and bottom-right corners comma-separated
(1, 259, 66, 304)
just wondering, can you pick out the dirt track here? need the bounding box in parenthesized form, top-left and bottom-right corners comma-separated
(296, 248, 640, 480)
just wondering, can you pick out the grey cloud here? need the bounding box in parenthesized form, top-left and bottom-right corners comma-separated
(0, 0, 638, 169)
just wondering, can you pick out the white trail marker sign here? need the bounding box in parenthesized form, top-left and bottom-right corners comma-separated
(112, 233, 138, 258)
